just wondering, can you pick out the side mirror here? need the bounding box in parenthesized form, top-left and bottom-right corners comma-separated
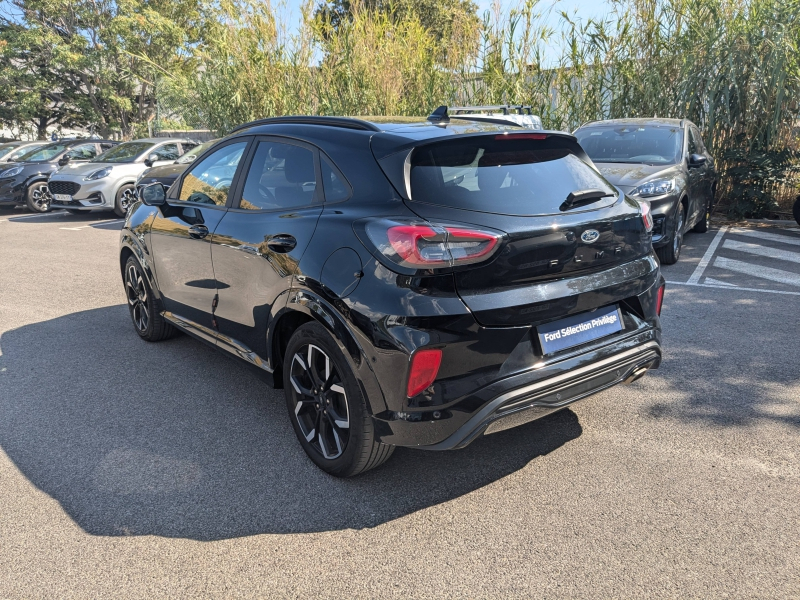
(58, 155, 71, 166)
(688, 153, 707, 168)
(144, 153, 159, 167)
(140, 182, 166, 206)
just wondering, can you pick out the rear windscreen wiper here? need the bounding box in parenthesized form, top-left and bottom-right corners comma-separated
(561, 188, 615, 211)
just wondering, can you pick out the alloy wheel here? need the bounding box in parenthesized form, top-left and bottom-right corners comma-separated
(125, 263, 149, 332)
(30, 183, 51, 212)
(119, 187, 137, 213)
(288, 344, 350, 460)
(674, 209, 685, 256)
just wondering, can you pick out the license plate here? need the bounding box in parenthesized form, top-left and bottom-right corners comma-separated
(537, 305, 623, 355)
(53, 194, 72, 202)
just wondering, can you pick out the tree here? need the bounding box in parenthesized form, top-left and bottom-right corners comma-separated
(0, 0, 202, 139)
(314, 0, 480, 47)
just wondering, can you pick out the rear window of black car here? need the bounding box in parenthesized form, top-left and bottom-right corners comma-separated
(409, 137, 615, 216)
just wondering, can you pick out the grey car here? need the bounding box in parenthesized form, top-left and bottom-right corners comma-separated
(574, 118, 716, 264)
(48, 137, 197, 216)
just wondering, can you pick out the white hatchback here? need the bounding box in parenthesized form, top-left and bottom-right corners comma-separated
(48, 137, 198, 216)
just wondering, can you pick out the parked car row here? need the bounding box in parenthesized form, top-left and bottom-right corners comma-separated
(0, 137, 202, 215)
(122, 105, 694, 477)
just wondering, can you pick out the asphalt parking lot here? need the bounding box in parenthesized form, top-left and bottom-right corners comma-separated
(1, 208, 798, 598)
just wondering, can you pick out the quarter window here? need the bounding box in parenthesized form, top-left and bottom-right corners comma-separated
(178, 142, 247, 206)
(239, 141, 318, 210)
(321, 156, 350, 202)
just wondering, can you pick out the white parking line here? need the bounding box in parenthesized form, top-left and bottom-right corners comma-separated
(6, 210, 68, 220)
(713, 256, 800, 287)
(666, 280, 800, 296)
(687, 226, 728, 284)
(728, 228, 800, 246)
(722, 239, 800, 264)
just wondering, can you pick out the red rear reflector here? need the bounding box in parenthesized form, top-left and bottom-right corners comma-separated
(494, 133, 547, 140)
(640, 201, 654, 232)
(656, 284, 665, 316)
(407, 349, 442, 397)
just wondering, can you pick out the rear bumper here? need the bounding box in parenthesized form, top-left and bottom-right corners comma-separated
(420, 339, 660, 450)
(374, 324, 661, 449)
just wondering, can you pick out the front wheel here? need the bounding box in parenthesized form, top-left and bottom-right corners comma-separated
(25, 182, 51, 213)
(656, 204, 685, 265)
(114, 184, 137, 217)
(124, 256, 176, 342)
(283, 322, 394, 477)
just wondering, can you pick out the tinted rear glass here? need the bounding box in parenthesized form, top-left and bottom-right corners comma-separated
(409, 137, 615, 216)
(575, 125, 683, 164)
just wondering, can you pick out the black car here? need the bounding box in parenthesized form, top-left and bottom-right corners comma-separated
(121, 109, 664, 476)
(0, 139, 118, 212)
(136, 138, 220, 193)
(574, 118, 716, 264)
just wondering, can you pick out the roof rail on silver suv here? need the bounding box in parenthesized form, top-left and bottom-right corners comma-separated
(428, 105, 544, 130)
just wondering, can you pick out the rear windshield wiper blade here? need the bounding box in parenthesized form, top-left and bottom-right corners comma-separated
(561, 188, 615, 211)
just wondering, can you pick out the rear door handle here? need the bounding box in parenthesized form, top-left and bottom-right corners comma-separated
(188, 224, 209, 239)
(267, 234, 297, 253)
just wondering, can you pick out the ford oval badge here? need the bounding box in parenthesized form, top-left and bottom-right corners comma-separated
(581, 229, 600, 243)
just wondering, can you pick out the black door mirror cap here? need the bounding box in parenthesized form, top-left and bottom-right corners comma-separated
(58, 155, 71, 166)
(688, 153, 707, 168)
(144, 153, 159, 167)
(140, 182, 167, 206)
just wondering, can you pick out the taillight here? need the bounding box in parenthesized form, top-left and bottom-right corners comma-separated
(656, 284, 665, 316)
(362, 218, 502, 271)
(640, 201, 654, 232)
(407, 349, 442, 397)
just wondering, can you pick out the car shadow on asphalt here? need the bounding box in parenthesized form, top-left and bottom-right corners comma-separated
(0, 306, 582, 541)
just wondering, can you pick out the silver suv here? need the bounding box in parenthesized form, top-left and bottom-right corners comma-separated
(49, 137, 197, 216)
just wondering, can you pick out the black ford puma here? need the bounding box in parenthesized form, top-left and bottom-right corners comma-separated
(121, 108, 664, 477)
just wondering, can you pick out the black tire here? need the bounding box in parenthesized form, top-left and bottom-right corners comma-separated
(114, 184, 137, 217)
(124, 256, 176, 342)
(283, 321, 394, 477)
(656, 203, 686, 265)
(692, 202, 710, 233)
(25, 181, 51, 213)
(793, 196, 800, 227)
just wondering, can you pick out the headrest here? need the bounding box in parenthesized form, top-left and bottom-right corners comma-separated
(284, 147, 315, 184)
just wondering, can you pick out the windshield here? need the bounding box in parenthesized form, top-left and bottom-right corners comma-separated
(16, 143, 69, 162)
(409, 137, 616, 216)
(575, 125, 683, 165)
(93, 141, 152, 163)
(0, 144, 17, 159)
(177, 139, 219, 164)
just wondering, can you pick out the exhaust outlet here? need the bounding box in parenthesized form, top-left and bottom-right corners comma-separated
(623, 365, 649, 385)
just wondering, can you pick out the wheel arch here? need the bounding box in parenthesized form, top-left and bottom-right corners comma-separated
(270, 290, 388, 414)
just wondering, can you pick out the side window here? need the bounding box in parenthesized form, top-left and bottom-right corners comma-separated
(99, 143, 115, 152)
(178, 142, 248, 206)
(239, 141, 318, 210)
(68, 143, 97, 159)
(321, 156, 351, 202)
(181, 142, 198, 153)
(687, 127, 698, 155)
(693, 127, 706, 153)
(153, 143, 179, 161)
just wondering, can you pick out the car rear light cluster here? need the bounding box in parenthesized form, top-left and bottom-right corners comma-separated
(363, 218, 502, 270)
(407, 349, 442, 397)
(656, 284, 665, 316)
(639, 201, 654, 233)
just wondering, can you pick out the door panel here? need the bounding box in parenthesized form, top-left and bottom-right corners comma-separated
(150, 140, 250, 333)
(686, 127, 707, 225)
(211, 138, 324, 357)
(150, 205, 227, 334)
